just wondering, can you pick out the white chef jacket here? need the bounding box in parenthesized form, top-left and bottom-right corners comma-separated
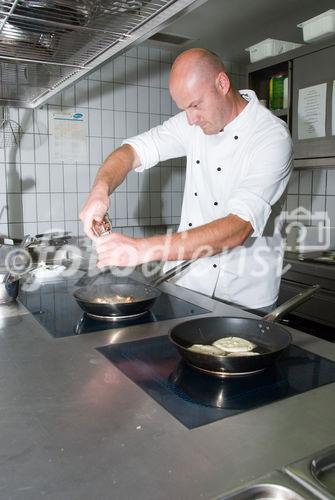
(123, 90, 293, 309)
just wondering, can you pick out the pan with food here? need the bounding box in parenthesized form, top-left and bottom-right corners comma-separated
(73, 260, 194, 319)
(169, 285, 320, 376)
(73, 282, 160, 319)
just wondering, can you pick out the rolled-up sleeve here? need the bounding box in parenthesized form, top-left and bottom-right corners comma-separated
(227, 131, 293, 237)
(123, 112, 189, 172)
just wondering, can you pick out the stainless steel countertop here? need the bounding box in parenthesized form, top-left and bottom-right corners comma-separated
(283, 254, 335, 291)
(1, 279, 334, 500)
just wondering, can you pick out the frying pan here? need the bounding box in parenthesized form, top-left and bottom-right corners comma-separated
(169, 285, 320, 376)
(73, 260, 193, 319)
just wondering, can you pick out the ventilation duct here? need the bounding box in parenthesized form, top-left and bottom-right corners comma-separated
(0, 0, 207, 108)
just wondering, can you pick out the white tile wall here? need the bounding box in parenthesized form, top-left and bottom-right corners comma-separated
(37, 193, 51, 222)
(36, 164, 50, 192)
(0, 45, 247, 240)
(285, 167, 335, 228)
(312, 170, 326, 195)
(50, 165, 63, 192)
(51, 193, 65, 222)
(22, 193, 37, 222)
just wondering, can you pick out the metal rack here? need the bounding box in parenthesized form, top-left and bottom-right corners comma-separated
(0, 0, 206, 108)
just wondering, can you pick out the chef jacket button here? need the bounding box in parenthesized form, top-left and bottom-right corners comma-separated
(214, 201, 218, 206)
(234, 135, 238, 140)
(213, 264, 217, 268)
(194, 192, 197, 196)
(188, 222, 193, 227)
(196, 160, 200, 164)
(217, 167, 221, 171)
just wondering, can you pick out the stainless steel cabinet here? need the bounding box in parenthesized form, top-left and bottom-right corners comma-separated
(291, 44, 335, 160)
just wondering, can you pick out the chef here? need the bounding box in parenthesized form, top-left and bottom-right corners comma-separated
(80, 48, 293, 312)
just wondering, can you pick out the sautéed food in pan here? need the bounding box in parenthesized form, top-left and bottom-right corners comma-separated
(91, 295, 135, 304)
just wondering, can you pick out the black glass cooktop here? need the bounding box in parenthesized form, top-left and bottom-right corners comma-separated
(19, 274, 210, 338)
(97, 336, 335, 429)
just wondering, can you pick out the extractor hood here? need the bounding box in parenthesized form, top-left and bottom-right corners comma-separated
(0, 0, 207, 108)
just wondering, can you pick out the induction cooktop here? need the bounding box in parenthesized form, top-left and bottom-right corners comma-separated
(19, 273, 210, 338)
(97, 335, 335, 429)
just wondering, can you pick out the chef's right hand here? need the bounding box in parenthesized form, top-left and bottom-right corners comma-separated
(80, 192, 109, 240)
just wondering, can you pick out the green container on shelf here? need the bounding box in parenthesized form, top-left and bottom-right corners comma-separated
(269, 72, 288, 110)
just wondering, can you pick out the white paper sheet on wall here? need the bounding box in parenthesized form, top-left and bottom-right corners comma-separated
(332, 81, 335, 136)
(50, 112, 88, 162)
(298, 83, 327, 140)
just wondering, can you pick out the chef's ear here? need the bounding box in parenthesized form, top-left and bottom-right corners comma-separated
(216, 72, 230, 95)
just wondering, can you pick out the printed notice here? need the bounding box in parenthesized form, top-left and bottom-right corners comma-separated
(298, 83, 327, 140)
(332, 81, 335, 135)
(50, 112, 88, 162)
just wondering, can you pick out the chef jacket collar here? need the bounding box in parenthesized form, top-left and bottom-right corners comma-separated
(220, 89, 258, 134)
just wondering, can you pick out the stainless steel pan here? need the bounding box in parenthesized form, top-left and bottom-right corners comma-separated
(169, 285, 320, 376)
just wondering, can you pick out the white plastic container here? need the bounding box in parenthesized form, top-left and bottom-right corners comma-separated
(298, 10, 335, 42)
(245, 38, 303, 63)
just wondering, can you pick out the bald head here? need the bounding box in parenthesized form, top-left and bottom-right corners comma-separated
(170, 48, 227, 90)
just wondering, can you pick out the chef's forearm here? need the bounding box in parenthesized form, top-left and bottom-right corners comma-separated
(141, 215, 252, 261)
(92, 144, 139, 196)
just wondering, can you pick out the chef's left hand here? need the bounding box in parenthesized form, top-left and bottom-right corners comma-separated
(95, 232, 145, 268)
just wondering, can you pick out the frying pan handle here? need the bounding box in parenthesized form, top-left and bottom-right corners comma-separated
(152, 260, 195, 287)
(263, 284, 320, 323)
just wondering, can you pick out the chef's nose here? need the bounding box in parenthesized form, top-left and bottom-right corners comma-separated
(186, 109, 199, 126)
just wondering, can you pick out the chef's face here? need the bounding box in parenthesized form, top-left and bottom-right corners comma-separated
(170, 72, 230, 135)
